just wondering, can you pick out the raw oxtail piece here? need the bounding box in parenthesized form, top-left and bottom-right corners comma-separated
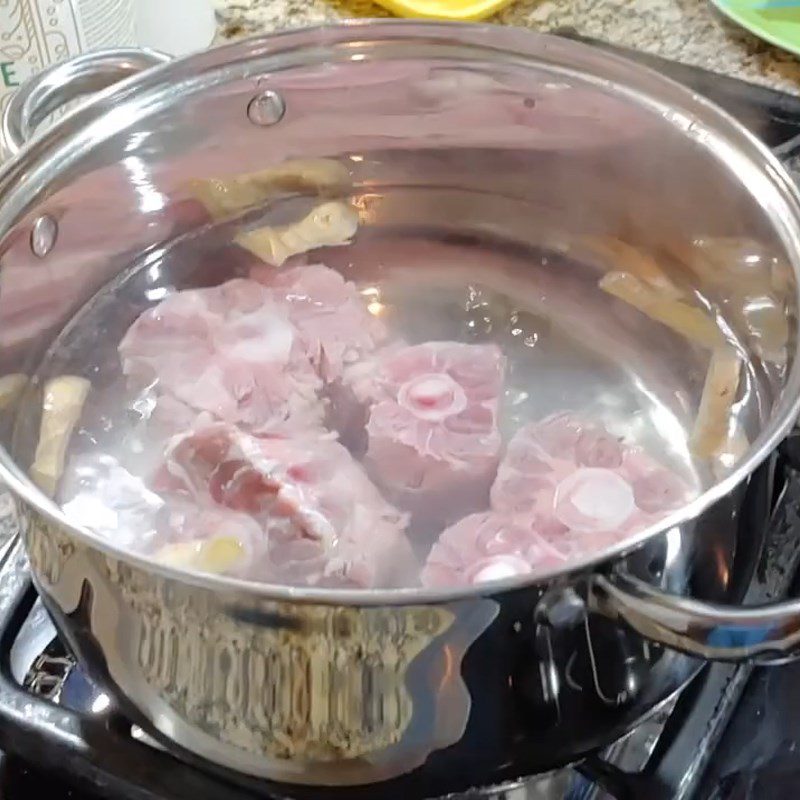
(423, 414, 692, 588)
(421, 511, 568, 588)
(491, 413, 689, 529)
(119, 278, 324, 434)
(152, 421, 415, 588)
(345, 341, 506, 534)
(250, 263, 388, 382)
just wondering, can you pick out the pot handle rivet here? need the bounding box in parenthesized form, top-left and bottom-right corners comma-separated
(30, 215, 57, 258)
(535, 586, 586, 628)
(247, 90, 286, 127)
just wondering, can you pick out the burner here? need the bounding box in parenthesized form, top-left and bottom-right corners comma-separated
(3, 37, 800, 800)
(23, 643, 73, 702)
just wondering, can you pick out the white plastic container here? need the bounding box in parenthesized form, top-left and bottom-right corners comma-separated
(136, 0, 216, 57)
(0, 0, 137, 114)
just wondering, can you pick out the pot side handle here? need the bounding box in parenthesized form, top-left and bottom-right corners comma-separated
(1, 48, 171, 160)
(590, 571, 800, 663)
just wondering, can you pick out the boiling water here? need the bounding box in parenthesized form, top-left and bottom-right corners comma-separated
(14, 203, 765, 588)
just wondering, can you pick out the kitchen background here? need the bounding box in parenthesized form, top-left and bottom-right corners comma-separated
(214, 0, 800, 95)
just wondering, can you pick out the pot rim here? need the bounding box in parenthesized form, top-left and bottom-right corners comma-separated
(4, 20, 800, 606)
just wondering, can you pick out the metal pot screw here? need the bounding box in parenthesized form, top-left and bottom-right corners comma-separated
(247, 90, 286, 127)
(30, 215, 58, 258)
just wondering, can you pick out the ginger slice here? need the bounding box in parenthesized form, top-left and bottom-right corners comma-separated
(582, 236, 682, 299)
(248, 158, 351, 195)
(187, 177, 266, 220)
(667, 238, 772, 293)
(667, 239, 790, 363)
(235, 200, 359, 266)
(690, 346, 742, 460)
(0, 374, 27, 411)
(742, 293, 789, 364)
(155, 537, 245, 575)
(667, 237, 786, 299)
(30, 375, 90, 496)
(599, 271, 725, 348)
(665, 239, 724, 289)
(188, 158, 351, 220)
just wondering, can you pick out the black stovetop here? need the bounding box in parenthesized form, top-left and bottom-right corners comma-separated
(3, 36, 800, 800)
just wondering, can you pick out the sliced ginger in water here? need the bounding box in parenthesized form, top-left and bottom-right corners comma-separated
(0, 374, 28, 411)
(249, 158, 351, 195)
(665, 238, 790, 363)
(236, 200, 359, 266)
(582, 236, 683, 299)
(30, 375, 90, 496)
(188, 158, 352, 220)
(742, 293, 789, 364)
(690, 346, 743, 460)
(599, 271, 725, 348)
(155, 537, 245, 575)
(187, 177, 266, 220)
(667, 237, 774, 294)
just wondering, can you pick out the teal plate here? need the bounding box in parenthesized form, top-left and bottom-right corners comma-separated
(710, 0, 800, 56)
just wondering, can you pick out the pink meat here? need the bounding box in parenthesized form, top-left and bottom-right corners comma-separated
(148, 394, 208, 438)
(343, 341, 505, 530)
(491, 413, 688, 533)
(423, 413, 691, 588)
(119, 278, 325, 434)
(153, 421, 415, 588)
(250, 263, 387, 381)
(421, 512, 569, 588)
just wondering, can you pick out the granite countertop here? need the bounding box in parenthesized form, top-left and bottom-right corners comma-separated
(215, 0, 800, 95)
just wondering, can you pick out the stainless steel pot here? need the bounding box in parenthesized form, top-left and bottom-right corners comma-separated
(1, 21, 800, 795)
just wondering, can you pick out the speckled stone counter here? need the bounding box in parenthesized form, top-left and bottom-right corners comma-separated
(215, 0, 800, 95)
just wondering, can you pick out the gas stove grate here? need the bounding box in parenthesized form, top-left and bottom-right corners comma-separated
(22, 645, 73, 702)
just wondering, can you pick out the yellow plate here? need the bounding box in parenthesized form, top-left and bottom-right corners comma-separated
(371, 0, 515, 21)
